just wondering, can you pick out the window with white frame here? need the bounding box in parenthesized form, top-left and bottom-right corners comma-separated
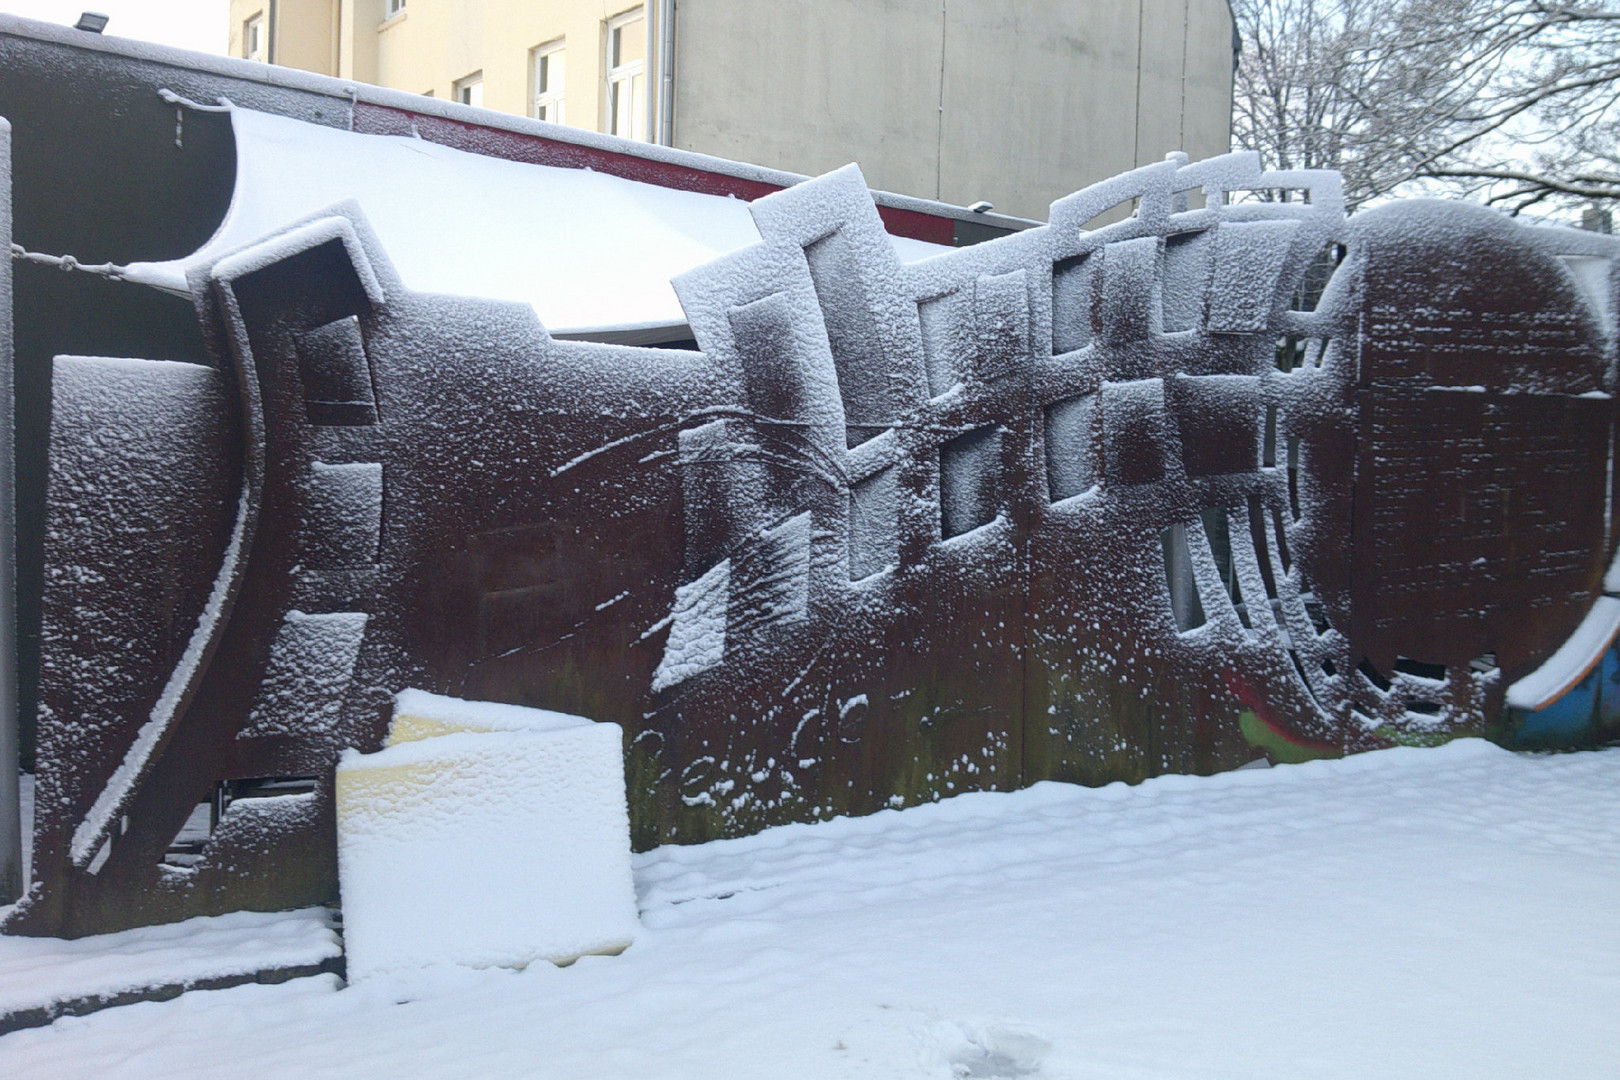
(244, 13, 266, 62)
(532, 39, 566, 124)
(605, 8, 646, 141)
(386, 0, 407, 17)
(454, 72, 484, 109)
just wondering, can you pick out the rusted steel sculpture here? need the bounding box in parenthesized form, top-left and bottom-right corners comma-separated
(6, 96, 1619, 933)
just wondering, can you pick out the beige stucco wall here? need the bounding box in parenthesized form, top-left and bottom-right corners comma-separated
(240, 0, 662, 131)
(229, 0, 336, 73)
(675, 0, 1234, 219)
(279, 0, 339, 75)
(227, 0, 268, 65)
(230, 0, 1233, 221)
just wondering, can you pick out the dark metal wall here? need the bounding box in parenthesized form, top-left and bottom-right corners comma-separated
(3, 25, 1617, 938)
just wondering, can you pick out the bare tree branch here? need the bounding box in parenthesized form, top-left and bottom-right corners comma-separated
(1232, 0, 1620, 215)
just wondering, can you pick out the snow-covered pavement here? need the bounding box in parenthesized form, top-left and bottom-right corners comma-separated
(3, 738, 1617, 1078)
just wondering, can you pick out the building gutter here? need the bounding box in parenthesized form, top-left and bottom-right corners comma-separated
(0, 117, 17, 905)
(656, 0, 675, 146)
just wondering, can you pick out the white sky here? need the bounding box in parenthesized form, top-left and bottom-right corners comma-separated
(0, 1, 228, 55)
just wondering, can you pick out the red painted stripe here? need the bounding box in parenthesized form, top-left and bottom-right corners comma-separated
(875, 204, 957, 246)
(351, 102, 958, 245)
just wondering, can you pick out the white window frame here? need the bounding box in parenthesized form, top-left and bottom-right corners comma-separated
(605, 8, 646, 141)
(244, 13, 266, 62)
(454, 71, 484, 109)
(531, 39, 566, 124)
(386, 0, 407, 17)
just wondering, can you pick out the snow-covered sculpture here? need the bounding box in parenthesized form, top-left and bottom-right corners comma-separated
(8, 110, 1619, 937)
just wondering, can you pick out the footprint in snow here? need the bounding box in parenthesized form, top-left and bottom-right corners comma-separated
(918, 1019, 1052, 1078)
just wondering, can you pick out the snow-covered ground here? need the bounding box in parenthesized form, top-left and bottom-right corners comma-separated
(3, 739, 1618, 1079)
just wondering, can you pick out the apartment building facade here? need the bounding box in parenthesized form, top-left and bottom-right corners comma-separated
(230, 0, 1234, 223)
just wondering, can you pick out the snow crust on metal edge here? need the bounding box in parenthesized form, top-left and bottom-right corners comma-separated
(203, 214, 385, 305)
(69, 486, 253, 867)
(120, 106, 947, 333)
(1505, 596, 1620, 711)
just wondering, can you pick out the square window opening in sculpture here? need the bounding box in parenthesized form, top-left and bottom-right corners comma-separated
(1161, 524, 1206, 632)
(1272, 504, 1292, 573)
(1393, 656, 1448, 683)
(917, 289, 964, 398)
(1044, 394, 1096, 503)
(1201, 507, 1252, 630)
(850, 465, 900, 580)
(294, 314, 379, 426)
(163, 783, 230, 869)
(939, 425, 1003, 539)
(1358, 658, 1393, 693)
(1275, 335, 1308, 372)
(1051, 254, 1095, 356)
(1246, 494, 1280, 600)
(160, 776, 319, 869)
(1290, 243, 1347, 312)
(1161, 230, 1212, 334)
(1075, 197, 1138, 232)
(1287, 436, 1303, 521)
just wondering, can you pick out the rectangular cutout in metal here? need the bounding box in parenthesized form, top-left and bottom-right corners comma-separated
(850, 465, 899, 579)
(939, 425, 1002, 539)
(1162, 524, 1206, 632)
(1051, 254, 1094, 355)
(1044, 394, 1096, 502)
(295, 315, 378, 426)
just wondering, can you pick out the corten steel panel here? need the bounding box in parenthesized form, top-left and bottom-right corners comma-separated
(1350, 388, 1608, 676)
(8, 145, 1620, 937)
(1344, 202, 1613, 687)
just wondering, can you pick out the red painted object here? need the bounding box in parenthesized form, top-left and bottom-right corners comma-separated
(352, 103, 959, 246)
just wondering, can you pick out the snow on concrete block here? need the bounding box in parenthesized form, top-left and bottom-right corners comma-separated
(336, 708, 637, 982)
(387, 687, 590, 746)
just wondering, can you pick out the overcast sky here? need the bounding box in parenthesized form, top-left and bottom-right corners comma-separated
(0, 1, 228, 55)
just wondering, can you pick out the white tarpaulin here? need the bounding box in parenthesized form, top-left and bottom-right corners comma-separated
(124, 107, 949, 338)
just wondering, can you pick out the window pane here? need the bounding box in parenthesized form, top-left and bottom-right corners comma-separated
(534, 42, 565, 123)
(245, 15, 264, 61)
(631, 71, 645, 140)
(615, 17, 645, 67)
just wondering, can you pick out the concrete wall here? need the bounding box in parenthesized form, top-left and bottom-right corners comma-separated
(673, 0, 945, 205)
(675, 0, 1234, 219)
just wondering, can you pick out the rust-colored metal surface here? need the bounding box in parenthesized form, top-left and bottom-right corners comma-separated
(7, 142, 1619, 937)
